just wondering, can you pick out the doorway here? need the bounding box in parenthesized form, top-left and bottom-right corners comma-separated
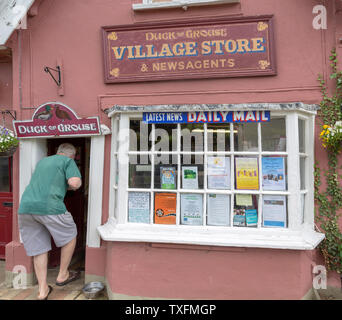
(0, 157, 12, 259)
(47, 138, 90, 269)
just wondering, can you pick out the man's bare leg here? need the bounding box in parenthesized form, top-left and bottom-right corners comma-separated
(56, 237, 76, 283)
(33, 252, 49, 299)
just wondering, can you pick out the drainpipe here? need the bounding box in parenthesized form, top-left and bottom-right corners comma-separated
(18, 29, 22, 110)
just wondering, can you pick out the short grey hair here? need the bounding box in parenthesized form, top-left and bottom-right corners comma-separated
(57, 143, 76, 157)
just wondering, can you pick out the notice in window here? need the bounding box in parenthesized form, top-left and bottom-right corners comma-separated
(233, 208, 246, 227)
(154, 193, 177, 224)
(181, 194, 203, 225)
(128, 192, 150, 223)
(160, 166, 176, 189)
(207, 194, 230, 226)
(207, 156, 230, 189)
(262, 195, 287, 228)
(245, 209, 258, 227)
(262, 157, 286, 191)
(235, 157, 259, 190)
(182, 166, 199, 189)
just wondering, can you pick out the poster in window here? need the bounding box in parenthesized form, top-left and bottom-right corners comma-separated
(233, 208, 246, 227)
(128, 192, 150, 224)
(207, 157, 231, 189)
(181, 194, 203, 225)
(154, 193, 177, 224)
(235, 157, 259, 190)
(207, 194, 230, 226)
(182, 166, 198, 189)
(262, 195, 287, 228)
(245, 209, 258, 227)
(262, 157, 286, 191)
(160, 166, 176, 189)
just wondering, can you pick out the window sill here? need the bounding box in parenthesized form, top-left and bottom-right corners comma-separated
(97, 218, 325, 250)
(132, 0, 240, 11)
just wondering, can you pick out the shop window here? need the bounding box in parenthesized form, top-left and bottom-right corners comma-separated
(104, 109, 323, 250)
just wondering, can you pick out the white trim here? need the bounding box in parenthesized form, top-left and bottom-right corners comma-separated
(86, 135, 105, 248)
(133, 0, 240, 10)
(101, 108, 324, 250)
(98, 217, 324, 250)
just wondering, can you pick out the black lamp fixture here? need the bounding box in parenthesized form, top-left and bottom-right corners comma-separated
(44, 65, 62, 86)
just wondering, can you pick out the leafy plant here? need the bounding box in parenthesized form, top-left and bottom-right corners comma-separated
(0, 126, 19, 153)
(315, 48, 342, 275)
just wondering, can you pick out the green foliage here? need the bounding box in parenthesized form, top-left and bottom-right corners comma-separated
(0, 126, 19, 153)
(315, 48, 342, 274)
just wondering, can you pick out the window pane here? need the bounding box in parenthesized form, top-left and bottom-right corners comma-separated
(154, 124, 177, 152)
(261, 156, 287, 191)
(129, 154, 151, 188)
(207, 123, 231, 152)
(0, 158, 10, 192)
(233, 194, 258, 227)
(262, 195, 287, 228)
(235, 157, 259, 190)
(298, 119, 305, 153)
(129, 120, 151, 152)
(261, 118, 286, 151)
(128, 192, 150, 223)
(233, 123, 258, 151)
(181, 193, 203, 225)
(300, 157, 305, 190)
(181, 155, 204, 189)
(154, 154, 178, 189)
(181, 123, 204, 152)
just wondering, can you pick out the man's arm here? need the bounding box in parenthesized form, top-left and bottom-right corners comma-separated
(68, 177, 82, 191)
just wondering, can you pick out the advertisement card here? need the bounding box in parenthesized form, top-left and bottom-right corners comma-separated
(235, 157, 259, 190)
(262, 157, 286, 191)
(154, 193, 177, 224)
(262, 195, 287, 228)
(245, 209, 258, 227)
(207, 194, 230, 226)
(160, 166, 176, 189)
(207, 157, 231, 189)
(181, 194, 203, 225)
(128, 192, 150, 224)
(182, 166, 199, 189)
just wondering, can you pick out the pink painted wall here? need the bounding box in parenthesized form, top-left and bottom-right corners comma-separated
(5, 0, 342, 298)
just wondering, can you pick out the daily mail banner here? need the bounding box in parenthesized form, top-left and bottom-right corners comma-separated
(143, 111, 270, 124)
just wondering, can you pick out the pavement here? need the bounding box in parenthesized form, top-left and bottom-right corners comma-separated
(0, 259, 108, 300)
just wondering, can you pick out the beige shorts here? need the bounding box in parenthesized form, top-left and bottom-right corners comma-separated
(18, 212, 77, 257)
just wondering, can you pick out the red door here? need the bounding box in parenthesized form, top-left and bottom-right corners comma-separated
(0, 157, 13, 259)
(47, 138, 87, 267)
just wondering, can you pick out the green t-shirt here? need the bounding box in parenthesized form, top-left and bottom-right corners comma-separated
(18, 154, 81, 215)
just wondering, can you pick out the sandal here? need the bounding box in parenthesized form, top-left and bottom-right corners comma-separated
(55, 270, 81, 286)
(38, 285, 53, 300)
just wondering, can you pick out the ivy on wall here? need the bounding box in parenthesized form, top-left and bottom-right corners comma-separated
(315, 48, 342, 274)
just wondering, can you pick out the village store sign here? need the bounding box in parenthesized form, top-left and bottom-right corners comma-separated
(102, 15, 276, 83)
(143, 111, 271, 124)
(13, 102, 101, 138)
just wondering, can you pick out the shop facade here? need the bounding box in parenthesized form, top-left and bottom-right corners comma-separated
(1, 0, 342, 299)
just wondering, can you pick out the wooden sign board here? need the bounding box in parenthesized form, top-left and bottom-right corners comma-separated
(102, 15, 276, 83)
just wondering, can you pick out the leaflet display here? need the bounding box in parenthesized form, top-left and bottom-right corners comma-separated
(207, 194, 230, 226)
(262, 157, 286, 191)
(207, 157, 231, 189)
(128, 192, 150, 224)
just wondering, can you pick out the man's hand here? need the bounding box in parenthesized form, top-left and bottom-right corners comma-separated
(68, 177, 82, 191)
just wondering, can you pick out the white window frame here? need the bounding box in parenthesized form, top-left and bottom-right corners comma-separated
(133, 0, 240, 11)
(98, 106, 324, 250)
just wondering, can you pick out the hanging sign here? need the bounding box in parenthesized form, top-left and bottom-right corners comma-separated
(143, 111, 270, 124)
(102, 15, 276, 83)
(13, 102, 101, 138)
